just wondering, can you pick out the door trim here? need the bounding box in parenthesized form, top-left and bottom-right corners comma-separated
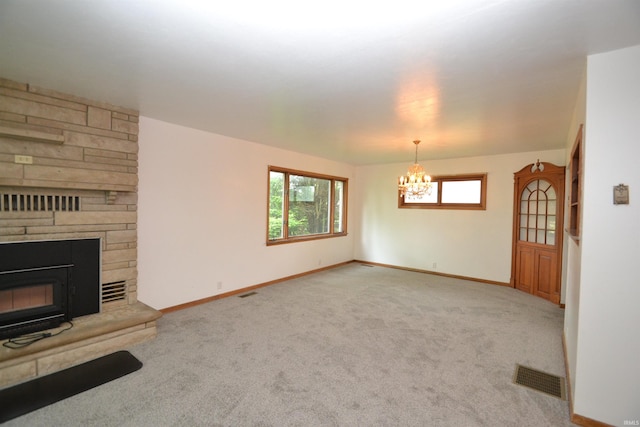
(510, 161, 565, 304)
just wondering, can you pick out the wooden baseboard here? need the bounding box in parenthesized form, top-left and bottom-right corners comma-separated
(571, 413, 614, 427)
(562, 333, 613, 427)
(160, 261, 353, 314)
(353, 260, 511, 287)
(163, 260, 510, 314)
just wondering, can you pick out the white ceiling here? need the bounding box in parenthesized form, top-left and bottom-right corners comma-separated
(1, 0, 640, 165)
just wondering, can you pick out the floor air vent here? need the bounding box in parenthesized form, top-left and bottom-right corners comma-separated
(238, 291, 257, 298)
(513, 364, 566, 400)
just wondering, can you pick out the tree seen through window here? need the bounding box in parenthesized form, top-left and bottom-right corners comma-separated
(268, 167, 347, 243)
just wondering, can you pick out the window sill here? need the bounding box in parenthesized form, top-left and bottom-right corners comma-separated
(267, 233, 348, 246)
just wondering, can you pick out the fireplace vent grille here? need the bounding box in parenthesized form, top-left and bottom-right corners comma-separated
(102, 280, 127, 304)
(1, 192, 80, 212)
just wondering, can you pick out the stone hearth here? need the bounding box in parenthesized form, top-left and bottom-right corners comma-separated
(0, 303, 160, 388)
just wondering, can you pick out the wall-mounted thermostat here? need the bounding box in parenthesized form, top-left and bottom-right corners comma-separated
(613, 184, 629, 205)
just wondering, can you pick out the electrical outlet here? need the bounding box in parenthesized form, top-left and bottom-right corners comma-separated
(432, 262, 437, 269)
(217, 281, 222, 290)
(14, 155, 33, 164)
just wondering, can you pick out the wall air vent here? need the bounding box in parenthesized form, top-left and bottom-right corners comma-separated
(102, 280, 127, 304)
(1, 192, 80, 212)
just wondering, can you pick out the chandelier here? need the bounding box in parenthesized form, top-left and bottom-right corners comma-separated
(398, 140, 432, 198)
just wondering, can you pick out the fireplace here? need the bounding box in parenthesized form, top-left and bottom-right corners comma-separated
(0, 78, 162, 389)
(0, 239, 101, 340)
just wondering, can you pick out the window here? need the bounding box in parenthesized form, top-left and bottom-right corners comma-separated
(519, 179, 557, 245)
(568, 125, 583, 241)
(268, 166, 348, 244)
(399, 173, 487, 210)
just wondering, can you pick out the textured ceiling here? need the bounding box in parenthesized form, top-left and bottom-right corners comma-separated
(1, 0, 640, 165)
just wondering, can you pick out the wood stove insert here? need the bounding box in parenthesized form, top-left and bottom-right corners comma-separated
(0, 239, 100, 341)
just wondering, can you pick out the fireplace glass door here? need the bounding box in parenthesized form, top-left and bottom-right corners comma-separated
(0, 283, 54, 313)
(0, 265, 71, 339)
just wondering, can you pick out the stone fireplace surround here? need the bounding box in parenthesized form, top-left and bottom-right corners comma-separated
(0, 77, 161, 389)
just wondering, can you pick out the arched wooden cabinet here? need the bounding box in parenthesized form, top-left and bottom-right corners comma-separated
(511, 161, 565, 304)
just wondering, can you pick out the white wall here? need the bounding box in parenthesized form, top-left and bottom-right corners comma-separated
(353, 149, 565, 283)
(137, 117, 355, 310)
(572, 44, 640, 424)
(562, 68, 586, 401)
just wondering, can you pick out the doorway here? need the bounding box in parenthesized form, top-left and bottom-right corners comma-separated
(511, 161, 565, 304)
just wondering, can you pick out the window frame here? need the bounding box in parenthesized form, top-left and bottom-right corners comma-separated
(267, 166, 348, 245)
(398, 173, 487, 210)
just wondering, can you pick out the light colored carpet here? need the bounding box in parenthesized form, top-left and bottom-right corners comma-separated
(6, 263, 573, 426)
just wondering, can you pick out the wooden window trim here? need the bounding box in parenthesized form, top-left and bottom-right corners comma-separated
(398, 173, 487, 210)
(267, 166, 348, 245)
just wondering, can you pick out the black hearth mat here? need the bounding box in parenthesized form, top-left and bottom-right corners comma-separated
(0, 350, 142, 423)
